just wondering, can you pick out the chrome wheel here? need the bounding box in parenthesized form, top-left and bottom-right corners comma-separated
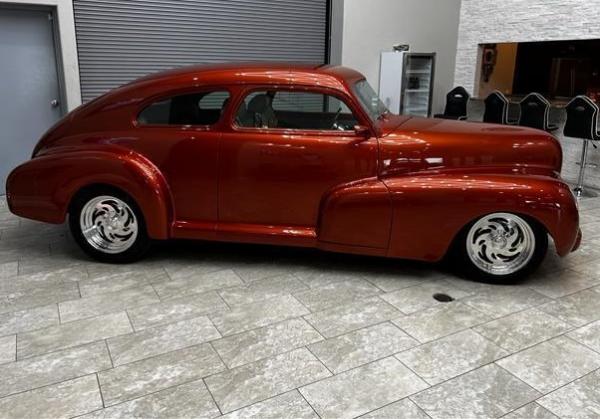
(79, 196, 138, 254)
(466, 213, 536, 276)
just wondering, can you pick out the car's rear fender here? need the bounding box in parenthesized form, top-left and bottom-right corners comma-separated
(382, 173, 580, 262)
(6, 148, 173, 239)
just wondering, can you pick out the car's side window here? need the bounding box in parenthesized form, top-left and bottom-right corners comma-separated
(235, 90, 359, 131)
(138, 91, 230, 126)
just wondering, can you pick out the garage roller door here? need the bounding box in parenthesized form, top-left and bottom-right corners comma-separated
(73, 0, 329, 102)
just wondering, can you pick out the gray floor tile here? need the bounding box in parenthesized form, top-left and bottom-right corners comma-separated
(362, 267, 445, 293)
(308, 322, 417, 373)
(3, 205, 600, 418)
(565, 243, 600, 279)
(293, 266, 364, 289)
(18, 255, 84, 276)
(304, 296, 400, 338)
(300, 356, 428, 419)
(0, 304, 59, 336)
(59, 285, 160, 323)
(393, 301, 490, 343)
(99, 343, 225, 406)
(86, 262, 167, 282)
(497, 336, 600, 393)
(503, 402, 559, 419)
(206, 347, 330, 414)
(381, 280, 471, 315)
(79, 270, 169, 297)
(162, 259, 229, 281)
(153, 269, 243, 301)
(212, 318, 322, 368)
(0, 334, 16, 364)
(17, 311, 132, 359)
(0, 267, 87, 295)
(210, 294, 309, 336)
(218, 274, 307, 306)
(231, 261, 293, 283)
(474, 308, 572, 353)
(0, 374, 102, 419)
(81, 379, 220, 419)
(571, 256, 600, 281)
(360, 398, 429, 419)
(0, 341, 111, 398)
(412, 364, 540, 419)
(462, 286, 550, 319)
(127, 290, 229, 331)
(219, 390, 318, 419)
(442, 275, 504, 294)
(396, 329, 507, 385)
(0, 261, 18, 279)
(537, 369, 600, 419)
(527, 269, 600, 299)
(0, 282, 80, 315)
(107, 315, 220, 366)
(0, 248, 26, 265)
(294, 278, 381, 311)
(0, 217, 19, 230)
(568, 319, 600, 352)
(539, 288, 600, 326)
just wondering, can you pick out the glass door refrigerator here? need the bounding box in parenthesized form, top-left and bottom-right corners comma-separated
(379, 51, 436, 117)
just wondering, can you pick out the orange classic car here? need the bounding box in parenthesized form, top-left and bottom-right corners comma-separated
(6, 63, 581, 282)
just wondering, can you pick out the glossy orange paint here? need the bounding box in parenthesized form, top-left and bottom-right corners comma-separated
(6, 63, 580, 262)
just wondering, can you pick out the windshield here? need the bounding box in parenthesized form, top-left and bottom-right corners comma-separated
(353, 79, 389, 121)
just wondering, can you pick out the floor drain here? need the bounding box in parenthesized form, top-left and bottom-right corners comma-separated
(433, 293, 454, 302)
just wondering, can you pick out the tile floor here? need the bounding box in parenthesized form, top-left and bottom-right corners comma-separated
(0, 196, 600, 418)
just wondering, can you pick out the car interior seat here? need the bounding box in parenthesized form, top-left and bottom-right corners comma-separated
(247, 94, 278, 128)
(169, 94, 201, 125)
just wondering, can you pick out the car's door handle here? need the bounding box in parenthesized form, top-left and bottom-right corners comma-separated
(51, 99, 60, 108)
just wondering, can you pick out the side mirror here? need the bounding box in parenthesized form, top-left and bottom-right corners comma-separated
(354, 125, 371, 138)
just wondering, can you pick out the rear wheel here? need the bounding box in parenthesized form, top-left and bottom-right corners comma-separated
(452, 212, 548, 283)
(69, 187, 151, 263)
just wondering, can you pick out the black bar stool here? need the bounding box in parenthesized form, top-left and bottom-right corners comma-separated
(518, 93, 558, 132)
(483, 91, 510, 124)
(435, 87, 469, 120)
(564, 95, 599, 197)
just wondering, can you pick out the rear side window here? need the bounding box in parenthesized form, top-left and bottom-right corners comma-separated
(138, 91, 230, 126)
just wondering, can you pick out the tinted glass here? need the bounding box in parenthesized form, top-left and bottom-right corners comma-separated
(354, 80, 388, 121)
(138, 91, 230, 126)
(236, 90, 358, 131)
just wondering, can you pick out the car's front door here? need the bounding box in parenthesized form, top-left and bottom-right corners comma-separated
(218, 87, 378, 238)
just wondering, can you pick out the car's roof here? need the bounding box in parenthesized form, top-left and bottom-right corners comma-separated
(128, 62, 366, 92)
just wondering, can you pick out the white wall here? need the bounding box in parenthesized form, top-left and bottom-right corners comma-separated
(0, 0, 81, 110)
(339, 0, 462, 114)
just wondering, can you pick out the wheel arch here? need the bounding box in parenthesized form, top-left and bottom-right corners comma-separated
(384, 174, 579, 262)
(7, 148, 174, 240)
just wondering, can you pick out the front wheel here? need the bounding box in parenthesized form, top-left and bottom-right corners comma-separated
(451, 212, 548, 283)
(69, 188, 151, 263)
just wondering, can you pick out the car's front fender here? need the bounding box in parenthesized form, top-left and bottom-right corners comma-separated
(6, 148, 173, 239)
(382, 173, 580, 262)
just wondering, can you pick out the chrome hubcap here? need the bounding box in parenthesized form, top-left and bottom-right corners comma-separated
(80, 196, 138, 254)
(466, 213, 535, 276)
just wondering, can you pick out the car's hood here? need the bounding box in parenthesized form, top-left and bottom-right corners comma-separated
(377, 116, 563, 176)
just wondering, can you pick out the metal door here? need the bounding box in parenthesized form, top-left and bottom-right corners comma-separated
(0, 7, 62, 193)
(73, 0, 329, 102)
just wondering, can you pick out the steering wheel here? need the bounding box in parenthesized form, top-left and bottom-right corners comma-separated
(330, 107, 342, 130)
